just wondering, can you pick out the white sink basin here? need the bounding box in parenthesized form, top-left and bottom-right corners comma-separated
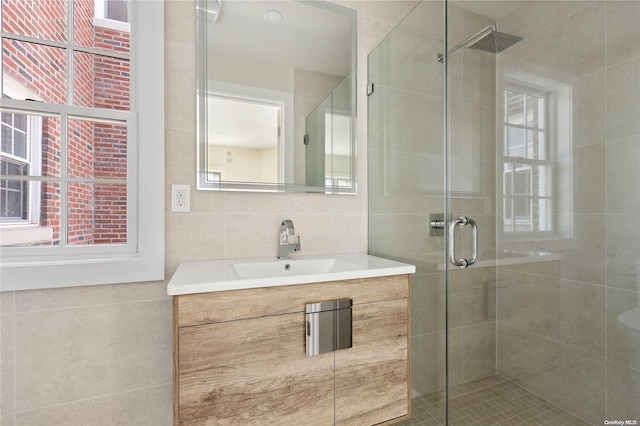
(232, 257, 351, 279)
(167, 253, 415, 295)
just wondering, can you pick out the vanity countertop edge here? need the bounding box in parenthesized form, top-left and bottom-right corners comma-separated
(167, 253, 416, 296)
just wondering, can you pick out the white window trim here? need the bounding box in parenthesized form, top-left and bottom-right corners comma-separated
(498, 69, 573, 243)
(0, 1, 164, 291)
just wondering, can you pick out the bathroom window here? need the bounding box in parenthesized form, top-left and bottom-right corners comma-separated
(500, 74, 573, 240)
(0, 1, 164, 290)
(502, 87, 553, 234)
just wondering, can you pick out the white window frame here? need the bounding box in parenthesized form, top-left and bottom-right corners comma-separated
(499, 70, 573, 242)
(0, 0, 164, 291)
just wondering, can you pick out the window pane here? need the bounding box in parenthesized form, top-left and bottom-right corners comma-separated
(106, 0, 130, 23)
(94, 183, 127, 244)
(2, 40, 68, 105)
(513, 164, 531, 195)
(1, 0, 67, 42)
(74, 0, 131, 53)
(506, 90, 524, 125)
(1, 123, 11, 152)
(0, 174, 28, 220)
(74, 53, 131, 110)
(67, 118, 127, 179)
(67, 182, 127, 245)
(513, 196, 530, 232)
(506, 126, 525, 157)
(526, 94, 540, 128)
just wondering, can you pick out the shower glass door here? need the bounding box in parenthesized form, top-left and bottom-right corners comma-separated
(444, 0, 639, 424)
(369, 0, 640, 424)
(367, 1, 448, 423)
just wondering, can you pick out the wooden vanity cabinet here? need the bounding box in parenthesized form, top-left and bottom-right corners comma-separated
(173, 275, 411, 426)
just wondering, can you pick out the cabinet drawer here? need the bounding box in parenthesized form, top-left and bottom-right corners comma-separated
(176, 275, 409, 327)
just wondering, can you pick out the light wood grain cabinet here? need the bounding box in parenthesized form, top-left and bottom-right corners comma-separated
(173, 275, 411, 426)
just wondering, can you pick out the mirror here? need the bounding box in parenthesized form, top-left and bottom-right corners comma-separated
(196, 0, 357, 193)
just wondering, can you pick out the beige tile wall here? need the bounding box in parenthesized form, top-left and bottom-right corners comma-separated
(0, 1, 422, 424)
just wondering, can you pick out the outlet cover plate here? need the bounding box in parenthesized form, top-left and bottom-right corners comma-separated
(171, 184, 190, 212)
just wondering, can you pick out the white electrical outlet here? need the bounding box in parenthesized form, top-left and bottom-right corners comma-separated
(171, 184, 190, 212)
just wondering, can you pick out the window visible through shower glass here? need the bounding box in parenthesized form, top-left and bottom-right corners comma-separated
(503, 87, 552, 233)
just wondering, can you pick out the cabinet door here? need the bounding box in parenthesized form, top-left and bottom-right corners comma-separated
(178, 313, 334, 425)
(335, 298, 410, 425)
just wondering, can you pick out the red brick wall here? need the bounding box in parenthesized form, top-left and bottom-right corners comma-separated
(2, 0, 130, 246)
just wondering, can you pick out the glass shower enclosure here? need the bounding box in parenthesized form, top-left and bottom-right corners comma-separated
(368, 0, 640, 424)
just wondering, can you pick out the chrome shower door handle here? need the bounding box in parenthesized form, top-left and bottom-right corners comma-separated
(448, 216, 478, 268)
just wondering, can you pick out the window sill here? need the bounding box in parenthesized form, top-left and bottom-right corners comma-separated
(0, 225, 53, 247)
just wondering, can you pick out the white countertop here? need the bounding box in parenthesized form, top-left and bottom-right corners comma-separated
(167, 253, 416, 296)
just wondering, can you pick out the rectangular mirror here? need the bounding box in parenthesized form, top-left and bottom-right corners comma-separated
(196, 0, 357, 194)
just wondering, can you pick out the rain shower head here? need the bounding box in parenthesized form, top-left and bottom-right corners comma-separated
(438, 25, 523, 62)
(467, 30, 523, 54)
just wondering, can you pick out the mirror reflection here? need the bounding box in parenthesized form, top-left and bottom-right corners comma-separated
(197, 0, 357, 193)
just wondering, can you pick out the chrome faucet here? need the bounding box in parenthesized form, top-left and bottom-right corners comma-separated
(278, 219, 301, 259)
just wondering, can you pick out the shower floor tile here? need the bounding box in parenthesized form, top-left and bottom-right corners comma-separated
(398, 376, 590, 425)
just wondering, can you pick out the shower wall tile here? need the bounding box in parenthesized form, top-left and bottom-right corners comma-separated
(605, 0, 640, 67)
(461, 321, 496, 382)
(368, 27, 444, 97)
(499, 2, 605, 84)
(460, 104, 496, 164)
(496, 323, 560, 383)
(573, 143, 606, 214)
(461, 50, 496, 108)
(606, 287, 640, 371)
(411, 273, 446, 335)
(369, 87, 443, 154)
(606, 56, 640, 141)
(606, 213, 640, 292)
(462, 285, 496, 326)
(557, 280, 605, 356)
(411, 331, 446, 395)
(606, 361, 640, 420)
(548, 346, 605, 425)
(0, 416, 14, 426)
(572, 70, 606, 149)
(498, 1, 593, 40)
(555, 214, 606, 285)
(13, 384, 172, 426)
(606, 135, 640, 215)
(447, 327, 464, 387)
(0, 292, 13, 315)
(496, 270, 561, 341)
(400, 0, 444, 40)
(369, 213, 440, 270)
